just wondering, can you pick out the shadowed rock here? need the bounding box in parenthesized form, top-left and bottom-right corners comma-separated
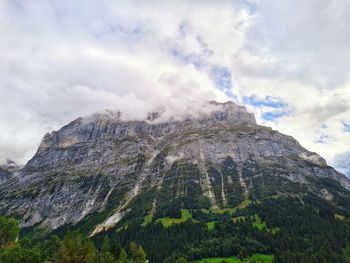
(0, 101, 348, 233)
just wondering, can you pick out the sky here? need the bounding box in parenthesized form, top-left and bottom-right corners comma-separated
(0, 0, 349, 176)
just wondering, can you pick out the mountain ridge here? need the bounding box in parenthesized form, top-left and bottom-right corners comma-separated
(0, 101, 349, 236)
(0, 159, 20, 184)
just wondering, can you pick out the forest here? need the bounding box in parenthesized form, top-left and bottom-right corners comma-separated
(0, 215, 147, 263)
(1, 194, 350, 262)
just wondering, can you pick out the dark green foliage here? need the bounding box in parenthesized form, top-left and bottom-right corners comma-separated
(0, 216, 41, 263)
(0, 216, 146, 263)
(118, 248, 128, 263)
(206, 157, 246, 208)
(0, 216, 20, 248)
(6, 158, 350, 263)
(156, 163, 211, 211)
(129, 242, 146, 263)
(208, 166, 225, 205)
(163, 203, 182, 219)
(192, 209, 231, 222)
(4, 190, 350, 263)
(55, 230, 96, 262)
(120, 187, 158, 224)
(0, 244, 41, 263)
(174, 258, 188, 263)
(221, 157, 245, 207)
(307, 176, 350, 210)
(40, 235, 62, 262)
(244, 196, 348, 256)
(273, 250, 348, 263)
(242, 158, 307, 200)
(90, 194, 350, 263)
(93, 251, 115, 263)
(106, 186, 129, 210)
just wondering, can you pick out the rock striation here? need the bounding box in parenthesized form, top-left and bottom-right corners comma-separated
(0, 101, 349, 234)
(0, 160, 20, 185)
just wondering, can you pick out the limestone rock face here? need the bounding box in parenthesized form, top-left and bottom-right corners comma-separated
(0, 168, 12, 185)
(0, 101, 349, 233)
(0, 160, 20, 185)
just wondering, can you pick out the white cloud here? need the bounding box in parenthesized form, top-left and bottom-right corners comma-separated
(232, 0, 350, 168)
(0, 0, 350, 174)
(0, 0, 237, 163)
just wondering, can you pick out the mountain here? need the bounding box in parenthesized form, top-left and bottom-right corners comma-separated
(0, 159, 20, 185)
(1, 101, 350, 262)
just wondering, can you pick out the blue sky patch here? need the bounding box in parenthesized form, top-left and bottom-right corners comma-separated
(333, 151, 350, 178)
(343, 121, 350, 132)
(316, 134, 333, 144)
(170, 48, 203, 69)
(243, 95, 287, 109)
(170, 43, 234, 98)
(196, 35, 214, 56)
(244, 95, 292, 121)
(209, 66, 233, 97)
(261, 111, 290, 121)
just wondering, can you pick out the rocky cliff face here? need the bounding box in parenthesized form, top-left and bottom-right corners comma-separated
(0, 168, 11, 185)
(0, 160, 20, 185)
(0, 101, 349, 234)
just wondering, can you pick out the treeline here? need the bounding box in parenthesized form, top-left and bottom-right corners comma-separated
(101, 217, 271, 262)
(94, 195, 350, 263)
(273, 250, 348, 263)
(3, 194, 350, 263)
(0, 216, 147, 263)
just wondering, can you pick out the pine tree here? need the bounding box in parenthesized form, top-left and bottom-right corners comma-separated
(0, 216, 20, 248)
(57, 230, 96, 263)
(129, 242, 146, 263)
(174, 258, 188, 263)
(117, 248, 129, 263)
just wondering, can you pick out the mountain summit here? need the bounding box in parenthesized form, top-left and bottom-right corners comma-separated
(0, 159, 20, 184)
(0, 101, 349, 235)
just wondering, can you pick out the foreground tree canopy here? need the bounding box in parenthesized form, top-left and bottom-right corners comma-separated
(0, 216, 147, 263)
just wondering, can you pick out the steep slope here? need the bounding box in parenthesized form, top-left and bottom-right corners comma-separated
(0, 168, 12, 185)
(0, 160, 20, 185)
(0, 101, 349, 236)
